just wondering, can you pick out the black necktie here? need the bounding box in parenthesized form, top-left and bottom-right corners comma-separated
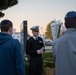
(36, 37, 38, 40)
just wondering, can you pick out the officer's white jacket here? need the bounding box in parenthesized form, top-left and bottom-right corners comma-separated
(52, 28, 76, 75)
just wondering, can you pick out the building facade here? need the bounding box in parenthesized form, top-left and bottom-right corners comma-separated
(12, 29, 21, 42)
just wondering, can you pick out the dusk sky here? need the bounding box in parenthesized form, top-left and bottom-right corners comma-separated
(0, 0, 76, 35)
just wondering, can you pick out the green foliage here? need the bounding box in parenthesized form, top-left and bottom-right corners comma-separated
(43, 61, 55, 68)
(0, 0, 18, 18)
(42, 52, 54, 61)
(42, 52, 55, 68)
(0, 12, 4, 17)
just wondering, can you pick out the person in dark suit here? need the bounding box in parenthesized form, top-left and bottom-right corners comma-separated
(26, 26, 45, 75)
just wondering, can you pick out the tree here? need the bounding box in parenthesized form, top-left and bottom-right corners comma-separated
(45, 21, 54, 40)
(0, 0, 18, 18)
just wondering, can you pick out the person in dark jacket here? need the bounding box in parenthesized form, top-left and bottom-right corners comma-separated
(0, 19, 25, 75)
(26, 26, 45, 75)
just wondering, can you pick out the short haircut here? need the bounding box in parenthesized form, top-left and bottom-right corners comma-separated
(65, 17, 76, 28)
(0, 20, 13, 32)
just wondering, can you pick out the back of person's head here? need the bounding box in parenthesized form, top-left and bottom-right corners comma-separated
(64, 11, 76, 28)
(0, 19, 13, 32)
